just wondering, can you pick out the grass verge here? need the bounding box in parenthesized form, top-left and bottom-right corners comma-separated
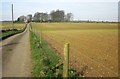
(30, 31, 62, 77)
(0, 25, 27, 41)
(30, 31, 83, 78)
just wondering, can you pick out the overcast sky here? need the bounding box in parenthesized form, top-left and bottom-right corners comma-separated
(1, 0, 120, 22)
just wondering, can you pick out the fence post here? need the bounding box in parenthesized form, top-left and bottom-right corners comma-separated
(29, 23, 32, 31)
(40, 31, 42, 44)
(63, 43, 69, 78)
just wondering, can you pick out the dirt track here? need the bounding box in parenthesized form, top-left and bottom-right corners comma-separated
(0, 24, 32, 77)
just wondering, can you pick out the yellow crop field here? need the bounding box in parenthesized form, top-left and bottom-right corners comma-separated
(32, 22, 117, 30)
(1, 22, 25, 29)
(32, 23, 118, 77)
(0, 25, 2, 29)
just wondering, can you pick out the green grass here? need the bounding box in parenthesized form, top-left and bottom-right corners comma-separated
(0, 25, 27, 40)
(30, 31, 85, 78)
(30, 31, 61, 77)
(0, 22, 27, 40)
(1, 30, 21, 38)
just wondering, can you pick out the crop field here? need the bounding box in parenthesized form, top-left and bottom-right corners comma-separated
(0, 22, 25, 30)
(32, 23, 118, 77)
(0, 22, 26, 39)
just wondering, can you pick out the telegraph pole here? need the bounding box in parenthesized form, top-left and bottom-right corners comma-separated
(11, 4, 14, 30)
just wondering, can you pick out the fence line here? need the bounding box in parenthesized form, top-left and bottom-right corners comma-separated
(32, 30, 118, 77)
(43, 32, 118, 76)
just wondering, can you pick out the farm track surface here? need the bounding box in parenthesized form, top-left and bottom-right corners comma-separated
(0, 24, 32, 77)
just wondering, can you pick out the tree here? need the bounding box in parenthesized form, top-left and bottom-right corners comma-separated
(42, 13, 49, 22)
(65, 13, 73, 22)
(50, 10, 65, 22)
(33, 12, 49, 22)
(39, 13, 43, 22)
(50, 10, 55, 21)
(33, 12, 40, 22)
(17, 10, 73, 22)
(26, 14, 32, 22)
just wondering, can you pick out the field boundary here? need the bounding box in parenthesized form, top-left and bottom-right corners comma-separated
(0, 23, 27, 41)
(30, 31, 61, 77)
(30, 30, 84, 78)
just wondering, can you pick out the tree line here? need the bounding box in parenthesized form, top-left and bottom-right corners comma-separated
(17, 9, 73, 23)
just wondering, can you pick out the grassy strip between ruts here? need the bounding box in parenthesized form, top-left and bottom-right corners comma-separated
(30, 31, 84, 78)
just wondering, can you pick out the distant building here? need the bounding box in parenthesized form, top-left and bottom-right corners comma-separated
(17, 15, 26, 22)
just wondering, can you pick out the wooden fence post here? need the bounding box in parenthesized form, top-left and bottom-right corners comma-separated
(63, 43, 69, 78)
(40, 31, 42, 44)
(29, 23, 32, 31)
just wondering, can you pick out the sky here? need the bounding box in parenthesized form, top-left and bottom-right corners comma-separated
(1, 0, 120, 22)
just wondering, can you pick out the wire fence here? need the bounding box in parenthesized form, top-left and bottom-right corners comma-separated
(33, 29, 118, 77)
